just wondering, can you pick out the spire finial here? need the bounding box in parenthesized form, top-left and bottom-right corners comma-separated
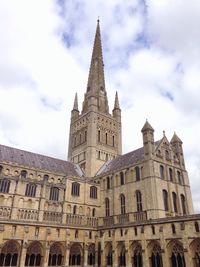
(163, 130, 165, 136)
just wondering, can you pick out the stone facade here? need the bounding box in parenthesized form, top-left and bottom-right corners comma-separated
(0, 20, 200, 267)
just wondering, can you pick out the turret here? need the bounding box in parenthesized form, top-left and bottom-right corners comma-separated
(141, 120, 155, 158)
(112, 91, 121, 121)
(170, 132, 185, 168)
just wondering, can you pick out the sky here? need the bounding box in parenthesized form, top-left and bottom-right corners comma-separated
(0, 0, 200, 211)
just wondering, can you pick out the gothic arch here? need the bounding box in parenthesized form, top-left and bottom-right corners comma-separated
(130, 241, 143, 267)
(25, 241, 43, 267)
(147, 241, 163, 267)
(167, 240, 186, 267)
(105, 242, 113, 266)
(48, 242, 64, 266)
(0, 240, 20, 266)
(88, 243, 95, 266)
(69, 243, 83, 266)
(117, 242, 126, 267)
(189, 238, 200, 267)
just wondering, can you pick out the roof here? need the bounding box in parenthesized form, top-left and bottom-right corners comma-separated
(96, 140, 161, 176)
(97, 147, 144, 175)
(0, 144, 82, 177)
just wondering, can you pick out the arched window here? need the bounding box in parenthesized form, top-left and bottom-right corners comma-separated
(69, 244, 81, 266)
(92, 208, 96, 217)
(120, 194, 126, 214)
(73, 205, 77, 215)
(85, 130, 87, 142)
(105, 198, 110, 217)
(0, 179, 10, 193)
(106, 177, 110, 189)
(105, 133, 108, 144)
(25, 241, 42, 267)
(160, 165, 164, 179)
(49, 187, 59, 201)
(90, 186, 97, 199)
(71, 182, 80, 196)
(163, 189, 169, 211)
(21, 170, 27, 178)
(133, 243, 143, 267)
(88, 244, 95, 266)
(172, 192, 178, 213)
(74, 136, 76, 147)
(165, 150, 170, 160)
(25, 184, 37, 197)
(120, 172, 124, 185)
(48, 242, 63, 266)
(135, 166, 140, 181)
(170, 242, 186, 267)
(79, 133, 82, 144)
(177, 171, 182, 184)
(136, 191, 143, 212)
(150, 243, 163, 267)
(195, 221, 200, 232)
(0, 241, 19, 267)
(180, 194, 186, 215)
(152, 225, 155, 235)
(169, 168, 173, 182)
(112, 135, 115, 147)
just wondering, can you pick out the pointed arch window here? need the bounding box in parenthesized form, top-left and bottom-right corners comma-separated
(195, 221, 200, 232)
(180, 194, 186, 215)
(92, 208, 96, 217)
(49, 187, 59, 201)
(136, 190, 143, 212)
(105, 132, 108, 144)
(150, 244, 163, 267)
(170, 242, 186, 267)
(135, 166, 140, 181)
(105, 198, 110, 217)
(85, 130, 87, 142)
(73, 205, 77, 215)
(0, 179, 10, 193)
(163, 189, 169, 211)
(172, 192, 178, 213)
(120, 194, 126, 214)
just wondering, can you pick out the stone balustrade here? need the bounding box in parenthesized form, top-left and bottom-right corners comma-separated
(0, 206, 11, 219)
(17, 208, 38, 221)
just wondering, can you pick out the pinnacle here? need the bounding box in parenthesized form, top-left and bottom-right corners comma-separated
(73, 93, 79, 111)
(141, 120, 154, 132)
(170, 132, 182, 143)
(114, 91, 120, 110)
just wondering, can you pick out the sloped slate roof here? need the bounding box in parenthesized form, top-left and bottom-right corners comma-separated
(0, 144, 81, 176)
(97, 140, 161, 176)
(97, 147, 144, 175)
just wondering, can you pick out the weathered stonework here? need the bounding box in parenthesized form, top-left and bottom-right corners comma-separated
(0, 20, 199, 267)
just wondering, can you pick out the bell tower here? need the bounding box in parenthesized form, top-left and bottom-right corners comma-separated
(68, 20, 122, 177)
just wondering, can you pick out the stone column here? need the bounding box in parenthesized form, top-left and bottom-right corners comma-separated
(125, 240, 131, 267)
(18, 241, 27, 267)
(84, 244, 88, 267)
(43, 242, 50, 267)
(63, 243, 70, 267)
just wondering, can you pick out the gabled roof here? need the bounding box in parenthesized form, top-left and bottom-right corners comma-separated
(0, 144, 82, 177)
(96, 140, 161, 176)
(97, 147, 144, 176)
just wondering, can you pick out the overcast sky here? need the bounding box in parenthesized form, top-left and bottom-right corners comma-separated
(0, 0, 200, 211)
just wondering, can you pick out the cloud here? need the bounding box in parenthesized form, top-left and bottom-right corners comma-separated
(0, 0, 200, 213)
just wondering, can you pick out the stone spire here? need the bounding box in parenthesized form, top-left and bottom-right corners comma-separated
(114, 91, 120, 109)
(73, 92, 79, 111)
(141, 120, 154, 132)
(170, 132, 182, 144)
(82, 20, 109, 114)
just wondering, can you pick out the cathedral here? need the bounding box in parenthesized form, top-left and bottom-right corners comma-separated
(0, 20, 200, 267)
